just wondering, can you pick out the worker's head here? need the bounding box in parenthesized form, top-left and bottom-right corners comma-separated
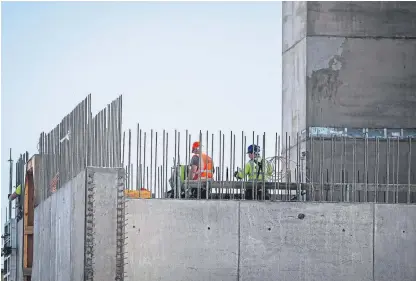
(247, 144, 260, 160)
(192, 141, 200, 153)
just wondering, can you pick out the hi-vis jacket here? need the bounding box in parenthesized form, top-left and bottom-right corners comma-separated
(236, 158, 273, 181)
(194, 153, 214, 180)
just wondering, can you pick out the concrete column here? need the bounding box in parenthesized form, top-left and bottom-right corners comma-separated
(282, 2, 416, 188)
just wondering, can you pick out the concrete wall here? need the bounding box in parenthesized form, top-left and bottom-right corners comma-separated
(124, 200, 239, 281)
(32, 170, 84, 281)
(374, 204, 416, 281)
(125, 200, 416, 281)
(32, 167, 124, 281)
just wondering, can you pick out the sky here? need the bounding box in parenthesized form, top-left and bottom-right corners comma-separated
(1, 1, 282, 230)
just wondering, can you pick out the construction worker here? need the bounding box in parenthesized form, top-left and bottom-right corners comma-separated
(8, 184, 22, 201)
(189, 141, 214, 180)
(234, 144, 273, 200)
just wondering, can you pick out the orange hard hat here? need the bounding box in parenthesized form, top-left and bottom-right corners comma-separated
(192, 141, 200, 151)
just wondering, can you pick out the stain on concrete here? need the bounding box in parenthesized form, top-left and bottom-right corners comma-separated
(308, 55, 345, 104)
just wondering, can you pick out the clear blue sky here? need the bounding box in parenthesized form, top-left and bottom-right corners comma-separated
(1, 1, 282, 221)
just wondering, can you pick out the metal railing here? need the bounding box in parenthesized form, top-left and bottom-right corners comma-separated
(37, 94, 122, 202)
(122, 125, 416, 203)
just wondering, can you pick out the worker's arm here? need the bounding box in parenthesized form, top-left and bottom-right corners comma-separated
(234, 163, 251, 180)
(8, 192, 18, 201)
(8, 185, 21, 201)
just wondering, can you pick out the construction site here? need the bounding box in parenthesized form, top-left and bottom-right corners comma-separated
(2, 1, 416, 281)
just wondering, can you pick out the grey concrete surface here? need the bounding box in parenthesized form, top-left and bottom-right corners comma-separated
(71, 169, 86, 281)
(307, 37, 416, 128)
(307, 2, 416, 37)
(239, 202, 373, 281)
(32, 167, 123, 281)
(87, 167, 124, 281)
(282, 1, 416, 186)
(374, 204, 416, 281)
(282, 37, 307, 142)
(282, 1, 306, 52)
(126, 199, 416, 280)
(124, 199, 240, 281)
(32, 174, 75, 281)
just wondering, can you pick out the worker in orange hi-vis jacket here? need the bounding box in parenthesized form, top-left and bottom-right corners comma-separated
(189, 141, 214, 180)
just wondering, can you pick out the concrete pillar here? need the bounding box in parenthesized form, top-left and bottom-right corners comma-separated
(282, 2, 416, 190)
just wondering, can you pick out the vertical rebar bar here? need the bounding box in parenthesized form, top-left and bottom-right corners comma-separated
(274, 133, 278, 200)
(155, 131, 158, 198)
(165, 132, 169, 198)
(222, 133, 225, 199)
(296, 133, 300, 200)
(320, 135, 324, 201)
(197, 131, 202, 199)
(219, 130, 223, 199)
(232, 133, 236, 200)
(375, 137, 380, 203)
(206, 130, 210, 199)
(150, 129, 153, 195)
(353, 137, 356, 202)
(386, 137, 390, 203)
(407, 137, 412, 204)
(136, 124, 140, 190)
(396, 136, 400, 204)
(186, 133, 191, 199)
(143, 132, 147, 190)
(174, 130, 177, 199)
(162, 129, 165, 198)
(178, 131, 181, 199)
(122, 131, 125, 168)
(252, 131, 256, 200)
(128, 129, 132, 189)
(278, 134, 281, 200)
(285, 132, 288, 201)
(262, 132, 266, 201)
(8, 148, 13, 220)
(364, 134, 368, 202)
(210, 133, 214, 200)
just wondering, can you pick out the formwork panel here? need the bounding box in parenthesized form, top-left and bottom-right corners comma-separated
(124, 199, 239, 281)
(239, 202, 373, 281)
(374, 204, 416, 281)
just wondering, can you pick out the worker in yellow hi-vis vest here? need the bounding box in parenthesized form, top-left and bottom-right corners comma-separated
(234, 144, 273, 200)
(8, 184, 22, 201)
